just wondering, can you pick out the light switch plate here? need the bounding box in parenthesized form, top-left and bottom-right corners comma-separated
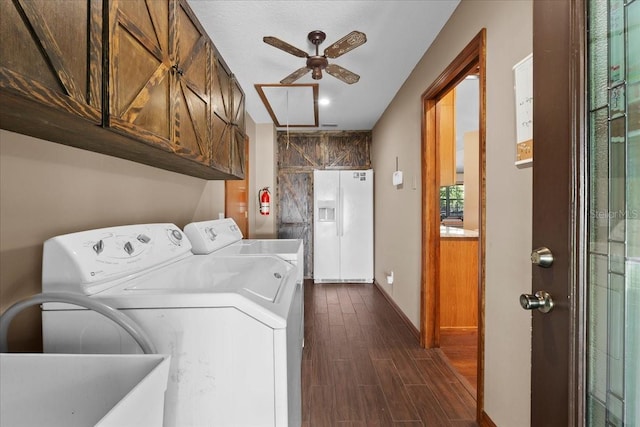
(392, 170, 403, 186)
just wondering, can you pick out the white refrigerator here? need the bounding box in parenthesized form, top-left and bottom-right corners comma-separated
(313, 169, 373, 283)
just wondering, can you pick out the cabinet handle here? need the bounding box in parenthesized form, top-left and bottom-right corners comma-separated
(172, 64, 184, 76)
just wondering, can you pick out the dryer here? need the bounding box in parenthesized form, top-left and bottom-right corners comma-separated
(184, 218, 305, 349)
(184, 218, 304, 283)
(41, 223, 302, 427)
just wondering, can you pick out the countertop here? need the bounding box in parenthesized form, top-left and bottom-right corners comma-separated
(440, 226, 479, 238)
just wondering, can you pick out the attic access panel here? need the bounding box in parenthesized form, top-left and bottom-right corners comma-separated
(255, 84, 318, 127)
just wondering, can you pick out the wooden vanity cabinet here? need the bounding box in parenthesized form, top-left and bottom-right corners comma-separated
(0, 0, 102, 125)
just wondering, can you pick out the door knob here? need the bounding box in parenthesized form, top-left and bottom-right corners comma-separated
(531, 247, 554, 267)
(520, 290, 554, 313)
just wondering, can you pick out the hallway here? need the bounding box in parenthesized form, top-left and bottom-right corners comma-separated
(302, 282, 478, 426)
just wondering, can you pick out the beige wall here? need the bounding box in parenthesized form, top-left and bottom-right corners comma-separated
(251, 123, 278, 238)
(371, 1, 533, 426)
(0, 129, 228, 350)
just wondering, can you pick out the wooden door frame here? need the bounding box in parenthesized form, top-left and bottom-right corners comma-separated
(225, 134, 250, 235)
(420, 29, 486, 421)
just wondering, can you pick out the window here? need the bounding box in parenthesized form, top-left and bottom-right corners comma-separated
(440, 185, 464, 220)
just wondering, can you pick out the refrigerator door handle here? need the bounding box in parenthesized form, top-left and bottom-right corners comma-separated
(339, 187, 345, 237)
(335, 187, 340, 237)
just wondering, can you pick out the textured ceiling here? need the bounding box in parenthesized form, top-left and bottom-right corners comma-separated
(188, 0, 460, 131)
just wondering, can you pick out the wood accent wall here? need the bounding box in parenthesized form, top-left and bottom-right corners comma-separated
(276, 131, 371, 277)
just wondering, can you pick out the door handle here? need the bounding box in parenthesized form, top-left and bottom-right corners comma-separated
(520, 290, 554, 313)
(531, 247, 554, 267)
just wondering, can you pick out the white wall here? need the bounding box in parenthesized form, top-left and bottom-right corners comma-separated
(371, 1, 533, 425)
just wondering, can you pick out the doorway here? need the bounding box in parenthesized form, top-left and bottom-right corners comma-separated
(225, 135, 249, 236)
(420, 29, 486, 421)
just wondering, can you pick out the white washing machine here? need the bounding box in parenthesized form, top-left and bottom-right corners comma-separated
(41, 223, 302, 427)
(184, 218, 304, 283)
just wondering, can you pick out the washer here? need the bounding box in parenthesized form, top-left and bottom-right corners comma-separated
(41, 223, 302, 427)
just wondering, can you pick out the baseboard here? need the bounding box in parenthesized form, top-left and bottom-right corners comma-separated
(373, 280, 420, 341)
(480, 411, 497, 427)
(440, 326, 478, 331)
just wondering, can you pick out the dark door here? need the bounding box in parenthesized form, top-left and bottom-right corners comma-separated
(529, 1, 584, 425)
(530, 0, 639, 425)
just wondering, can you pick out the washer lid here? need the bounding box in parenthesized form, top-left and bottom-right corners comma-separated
(214, 239, 303, 261)
(120, 255, 290, 303)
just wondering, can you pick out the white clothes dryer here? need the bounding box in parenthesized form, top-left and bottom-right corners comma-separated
(184, 218, 305, 349)
(184, 218, 304, 283)
(41, 223, 302, 427)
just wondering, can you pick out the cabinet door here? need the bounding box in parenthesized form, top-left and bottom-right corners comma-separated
(172, 0, 211, 163)
(232, 77, 246, 132)
(437, 88, 456, 187)
(230, 129, 245, 179)
(210, 56, 233, 173)
(108, 0, 173, 151)
(0, 0, 102, 123)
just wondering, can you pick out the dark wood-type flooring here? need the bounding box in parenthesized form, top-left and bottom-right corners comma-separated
(439, 328, 478, 395)
(302, 282, 477, 426)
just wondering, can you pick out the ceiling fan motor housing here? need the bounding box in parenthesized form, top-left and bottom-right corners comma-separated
(307, 56, 328, 79)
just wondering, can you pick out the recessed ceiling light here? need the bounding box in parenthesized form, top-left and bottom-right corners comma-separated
(318, 97, 330, 106)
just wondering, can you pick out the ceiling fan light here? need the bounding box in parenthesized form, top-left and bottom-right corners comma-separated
(312, 67, 322, 80)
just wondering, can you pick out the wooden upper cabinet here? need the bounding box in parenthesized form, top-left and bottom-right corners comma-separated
(437, 88, 457, 187)
(232, 77, 246, 132)
(212, 55, 232, 122)
(0, 0, 102, 123)
(107, 0, 172, 147)
(230, 128, 245, 178)
(172, 0, 211, 163)
(107, 0, 211, 163)
(0, 0, 245, 180)
(210, 55, 233, 173)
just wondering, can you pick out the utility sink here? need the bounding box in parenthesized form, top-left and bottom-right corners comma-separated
(0, 353, 170, 427)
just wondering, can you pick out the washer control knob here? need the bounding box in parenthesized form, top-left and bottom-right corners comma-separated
(123, 241, 134, 255)
(92, 239, 104, 255)
(167, 229, 183, 245)
(205, 227, 217, 241)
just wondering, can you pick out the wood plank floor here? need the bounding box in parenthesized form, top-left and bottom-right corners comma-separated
(302, 281, 477, 426)
(439, 328, 478, 395)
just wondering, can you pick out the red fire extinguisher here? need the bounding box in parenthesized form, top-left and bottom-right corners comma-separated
(259, 187, 271, 215)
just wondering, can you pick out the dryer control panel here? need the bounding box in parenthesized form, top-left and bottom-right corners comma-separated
(184, 218, 243, 254)
(42, 224, 192, 295)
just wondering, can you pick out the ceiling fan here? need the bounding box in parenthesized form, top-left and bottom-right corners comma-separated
(263, 30, 366, 85)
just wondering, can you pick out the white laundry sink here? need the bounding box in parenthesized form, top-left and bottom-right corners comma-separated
(0, 353, 170, 427)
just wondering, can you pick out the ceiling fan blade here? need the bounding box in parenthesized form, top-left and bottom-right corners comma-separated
(280, 67, 311, 84)
(325, 64, 360, 84)
(263, 36, 308, 58)
(324, 31, 367, 59)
